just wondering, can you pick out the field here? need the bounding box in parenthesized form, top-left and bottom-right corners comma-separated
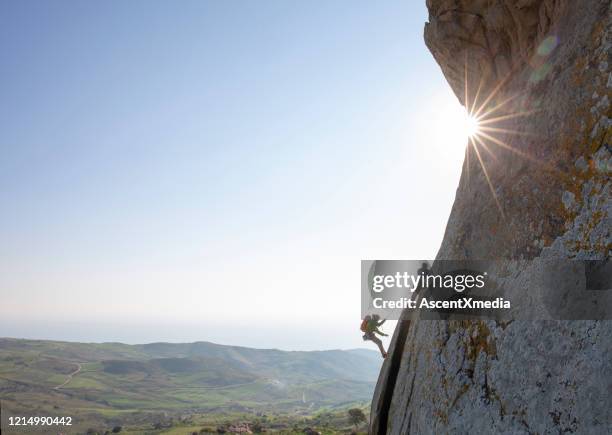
(0, 338, 379, 434)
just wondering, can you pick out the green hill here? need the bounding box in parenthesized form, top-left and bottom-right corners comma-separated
(0, 338, 380, 433)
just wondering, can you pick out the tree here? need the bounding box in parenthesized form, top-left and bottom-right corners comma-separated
(347, 408, 367, 430)
(251, 421, 263, 433)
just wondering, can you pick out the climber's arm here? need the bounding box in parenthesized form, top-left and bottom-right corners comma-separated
(374, 328, 388, 337)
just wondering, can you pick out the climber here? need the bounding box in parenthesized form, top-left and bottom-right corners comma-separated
(360, 314, 388, 358)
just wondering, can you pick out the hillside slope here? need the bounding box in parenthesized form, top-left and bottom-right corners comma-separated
(0, 338, 380, 431)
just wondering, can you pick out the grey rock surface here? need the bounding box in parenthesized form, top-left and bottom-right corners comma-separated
(371, 1, 611, 434)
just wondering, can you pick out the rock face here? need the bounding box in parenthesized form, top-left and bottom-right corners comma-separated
(424, 0, 568, 107)
(370, 1, 611, 434)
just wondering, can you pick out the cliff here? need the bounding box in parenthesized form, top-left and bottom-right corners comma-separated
(370, 1, 611, 433)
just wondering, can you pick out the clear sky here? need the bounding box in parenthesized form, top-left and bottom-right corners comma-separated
(0, 1, 470, 350)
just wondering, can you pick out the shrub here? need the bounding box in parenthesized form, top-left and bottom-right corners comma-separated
(347, 408, 367, 430)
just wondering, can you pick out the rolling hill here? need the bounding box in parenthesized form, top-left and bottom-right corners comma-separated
(0, 338, 381, 432)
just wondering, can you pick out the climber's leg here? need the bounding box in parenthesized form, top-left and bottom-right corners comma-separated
(370, 335, 387, 358)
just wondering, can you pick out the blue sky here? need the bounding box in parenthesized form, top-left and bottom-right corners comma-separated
(0, 1, 469, 349)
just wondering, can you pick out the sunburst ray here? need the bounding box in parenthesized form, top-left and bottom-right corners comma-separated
(474, 92, 520, 121)
(469, 76, 486, 117)
(464, 52, 470, 113)
(472, 133, 498, 162)
(471, 69, 514, 120)
(476, 130, 540, 163)
(479, 125, 541, 138)
(470, 137, 505, 219)
(477, 110, 540, 125)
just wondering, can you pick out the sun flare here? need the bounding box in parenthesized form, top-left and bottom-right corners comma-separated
(464, 113, 480, 138)
(455, 57, 543, 220)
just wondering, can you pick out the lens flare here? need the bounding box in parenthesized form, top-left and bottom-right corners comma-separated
(464, 113, 480, 138)
(457, 57, 543, 219)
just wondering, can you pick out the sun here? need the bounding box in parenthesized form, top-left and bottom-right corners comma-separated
(464, 113, 480, 138)
(430, 97, 481, 143)
(419, 94, 485, 169)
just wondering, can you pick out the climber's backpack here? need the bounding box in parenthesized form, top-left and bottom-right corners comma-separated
(360, 316, 371, 333)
